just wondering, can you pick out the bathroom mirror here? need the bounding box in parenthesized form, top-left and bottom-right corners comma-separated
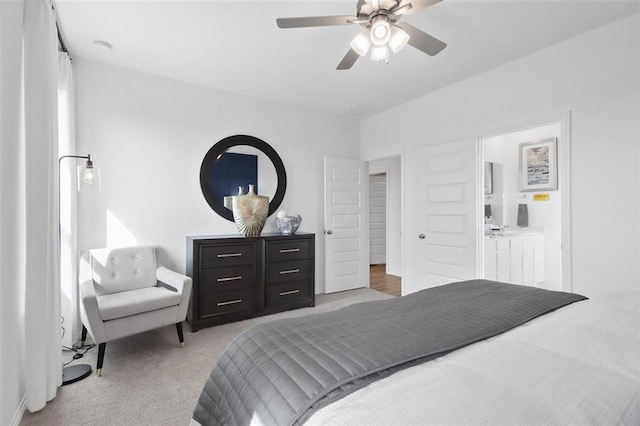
(484, 161, 504, 225)
(200, 135, 287, 222)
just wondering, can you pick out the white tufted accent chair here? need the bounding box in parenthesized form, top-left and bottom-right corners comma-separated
(79, 246, 192, 376)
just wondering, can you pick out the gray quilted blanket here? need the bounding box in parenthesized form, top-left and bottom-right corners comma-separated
(193, 280, 586, 426)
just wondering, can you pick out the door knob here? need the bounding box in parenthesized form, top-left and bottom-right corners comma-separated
(418, 233, 425, 239)
(326, 230, 333, 235)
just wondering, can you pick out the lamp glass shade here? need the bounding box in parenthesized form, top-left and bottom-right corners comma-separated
(370, 44, 389, 62)
(389, 26, 410, 53)
(77, 165, 101, 192)
(370, 18, 391, 46)
(350, 30, 372, 56)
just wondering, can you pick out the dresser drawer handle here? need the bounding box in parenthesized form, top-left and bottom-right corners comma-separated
(217, 276, 242, 282)
(217, 253, 242, 258)
(279, 289, 300, 296)
(217, 299, 242, 306)
(279, 269, 300, 275)
(280, 248, 300, 253)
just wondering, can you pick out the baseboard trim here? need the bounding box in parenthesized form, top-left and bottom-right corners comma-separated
(11, 394, 27, 426)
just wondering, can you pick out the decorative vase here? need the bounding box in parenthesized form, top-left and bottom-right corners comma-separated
(224, 186, 245, 210)
(275, 214, 302, 235)
(231, 184, 269, 237)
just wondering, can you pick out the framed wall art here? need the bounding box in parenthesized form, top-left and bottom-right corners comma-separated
(519, 137, 558, 192)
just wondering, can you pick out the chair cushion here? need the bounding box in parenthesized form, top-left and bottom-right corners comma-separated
(97, 286, 182, 321)
(91, 246, 157, 295)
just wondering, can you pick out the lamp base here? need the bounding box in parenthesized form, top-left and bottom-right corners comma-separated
(62, 364, 92, 385)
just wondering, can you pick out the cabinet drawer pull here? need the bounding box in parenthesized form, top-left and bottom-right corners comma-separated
(217, 276, 242, 282)
(217, 253, 242, 258)
(217, 299, 242, 306)
(279, 268, 300, 275)
(279, 289, 300, 296)
(280, 248, 300, 253)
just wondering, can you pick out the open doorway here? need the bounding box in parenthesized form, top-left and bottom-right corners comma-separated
(480, 118, 569, 291)
(368, 156, 402, 296)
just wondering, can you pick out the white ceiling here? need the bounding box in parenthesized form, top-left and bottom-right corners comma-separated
(55, 0, 639, 118)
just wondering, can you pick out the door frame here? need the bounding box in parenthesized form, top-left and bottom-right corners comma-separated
(366, 155, 404, 278)
(478, 111, 572, 292)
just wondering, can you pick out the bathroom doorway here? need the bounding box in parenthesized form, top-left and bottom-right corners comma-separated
(480, 115, 571, 292)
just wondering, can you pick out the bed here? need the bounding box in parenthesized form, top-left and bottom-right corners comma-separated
(192, 280, 640, 425)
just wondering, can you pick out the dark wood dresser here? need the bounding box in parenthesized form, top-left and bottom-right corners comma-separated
(186, 233, 315, 331)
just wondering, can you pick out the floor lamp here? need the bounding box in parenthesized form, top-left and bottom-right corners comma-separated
(59, 154, 101, 385)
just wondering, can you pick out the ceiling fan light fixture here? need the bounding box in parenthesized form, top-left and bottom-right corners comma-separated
(388, 26, 410, 53)
(370, 44, 389, 62)
(350, 29, 372, 56)
(370, 15, 391, 46)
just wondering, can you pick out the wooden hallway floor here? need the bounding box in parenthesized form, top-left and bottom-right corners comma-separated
(369, 264, 401, 297)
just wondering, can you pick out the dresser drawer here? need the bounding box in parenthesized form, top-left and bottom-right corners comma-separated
(199, 265, 256, 293)
(199, 288, 256, 318)
(266, 240, 310, 263)
(266, 259, 311, 284)
(266, 281, 310, 306)
(200, 243, 256, 268)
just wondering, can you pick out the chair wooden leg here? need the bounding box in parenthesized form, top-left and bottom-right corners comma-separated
(96, 343, 106, 377)
(80, 325, 88, 346)
(176, 322, 184, 348)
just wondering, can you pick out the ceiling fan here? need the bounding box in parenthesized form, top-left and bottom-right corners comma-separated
(276, 0, 447, 70)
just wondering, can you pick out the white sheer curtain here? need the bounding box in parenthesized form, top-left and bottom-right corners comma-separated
(22, 0, 62, 411)
(58, 51, 79, 349)
(0, 0, 28, 421)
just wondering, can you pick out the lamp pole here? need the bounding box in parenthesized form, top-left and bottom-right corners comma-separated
(58, 154, 97, 385)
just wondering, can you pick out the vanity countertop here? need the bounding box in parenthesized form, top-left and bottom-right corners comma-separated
(485, 227, 543, 238)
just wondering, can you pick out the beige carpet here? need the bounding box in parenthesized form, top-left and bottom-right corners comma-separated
(21, 288, 393, 426)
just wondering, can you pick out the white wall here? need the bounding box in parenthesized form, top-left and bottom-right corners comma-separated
(369, 156, 402, 276)
(361, 15, 640, 298)
(74, 59, 360, 301)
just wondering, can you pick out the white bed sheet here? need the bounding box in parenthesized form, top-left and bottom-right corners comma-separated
(305, 292, 640, 425)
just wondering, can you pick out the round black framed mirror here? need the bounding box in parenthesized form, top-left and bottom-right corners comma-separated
(200, 135, 287, 222)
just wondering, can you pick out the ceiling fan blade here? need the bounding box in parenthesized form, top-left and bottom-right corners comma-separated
(276, 15, 358, 29)
(337, 48, 360, 70)
(398, 0, 443, 15)
(389, 3, 413, 15)
(396, 22, 446, 56)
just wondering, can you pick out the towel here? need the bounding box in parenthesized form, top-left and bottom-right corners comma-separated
(517, 203, 528, 227)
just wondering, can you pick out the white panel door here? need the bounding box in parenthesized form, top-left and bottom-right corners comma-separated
(403, 139, 479, 295)
(369, 174, 386, 265)
(324, 157, 368, 293)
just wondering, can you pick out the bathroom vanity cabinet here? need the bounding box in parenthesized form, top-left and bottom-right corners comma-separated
(484, 231, 544, 286)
